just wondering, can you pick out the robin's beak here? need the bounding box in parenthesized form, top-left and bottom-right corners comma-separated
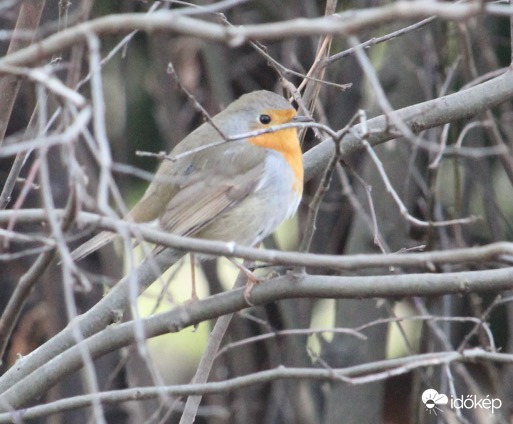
(293, 114, 313, 123)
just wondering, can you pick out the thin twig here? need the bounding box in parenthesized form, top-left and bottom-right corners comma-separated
(362, 139, 479, 228)
(325, 16, 437, 64)
(215, 327, 367, 358)
(297, 152, 338, 254)
(337, 163, 390, 254)
(0, 186, 75, 361)
(167, 61, 227, 141)
(0, 106, 92, 157)
(179, 271, 248, 424)
(155, 121, 332, 163)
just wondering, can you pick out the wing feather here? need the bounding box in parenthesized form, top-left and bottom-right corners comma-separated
(160, 162, 264, 236)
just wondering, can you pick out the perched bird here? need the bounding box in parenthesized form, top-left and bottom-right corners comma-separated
(72, 90, 306, 291)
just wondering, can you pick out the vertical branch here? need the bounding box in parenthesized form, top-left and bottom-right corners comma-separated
(511, 0, 513, 65)
(0, 0, 46, 143)
(298, 152, 337, 254)
(299, 0, 337, 113)
(38, 148, 106, 424)
(85, 32, 112, 212)
(179, 272, 248, 424)
(0, 153, 28, 210)
(32, 64, 106, 421)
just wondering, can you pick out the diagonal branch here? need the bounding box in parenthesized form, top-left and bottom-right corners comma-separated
(1, 267, 513, 410)
(304, 67, 513, 179)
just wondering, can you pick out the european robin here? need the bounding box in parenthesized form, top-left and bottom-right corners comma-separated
(71, 90, 307, 275)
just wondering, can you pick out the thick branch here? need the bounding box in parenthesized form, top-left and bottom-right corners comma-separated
(1, 9, 513, 415)
(304, 67, 513, 178)
(0, 3, 509, 69)
(0, 248, 185, 395)
(0, 348, 509, 423)
(1, 66, 512, 401)
(0, 267, 512, 409)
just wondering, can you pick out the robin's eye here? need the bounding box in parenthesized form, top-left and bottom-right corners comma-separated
(259, 114, 272, 125)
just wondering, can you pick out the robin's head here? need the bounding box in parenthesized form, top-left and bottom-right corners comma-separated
(216, 90, 298, 134)
(212, 90, 306, 195)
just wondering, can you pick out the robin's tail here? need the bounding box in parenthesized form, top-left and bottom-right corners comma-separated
(71, 231, 118, 262)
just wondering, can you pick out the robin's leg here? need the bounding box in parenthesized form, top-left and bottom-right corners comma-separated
(227, 258, 262, 304)
(190, 253, 199, 302)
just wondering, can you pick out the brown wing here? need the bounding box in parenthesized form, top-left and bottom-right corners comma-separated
(159, 161, 264, 236)
(128, 120, 268, 224)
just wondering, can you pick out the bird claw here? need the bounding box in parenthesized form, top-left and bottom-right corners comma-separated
(243, 274, 262, 306)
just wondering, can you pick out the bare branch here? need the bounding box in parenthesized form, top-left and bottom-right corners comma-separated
(0, 347, 508, 423)
(305, 68, 513, 180)
(2, 209, 513, 270)
(1, 3, 512, 69)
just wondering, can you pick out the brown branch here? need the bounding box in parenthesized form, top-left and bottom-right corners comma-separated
(0, 347, 507, 423)
(0, 3, 509, 69)
(2, 262, 513, 410)
(0, 0, 46, 143)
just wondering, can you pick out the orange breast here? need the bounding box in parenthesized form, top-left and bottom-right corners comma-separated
(248, 128, 303, 194)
